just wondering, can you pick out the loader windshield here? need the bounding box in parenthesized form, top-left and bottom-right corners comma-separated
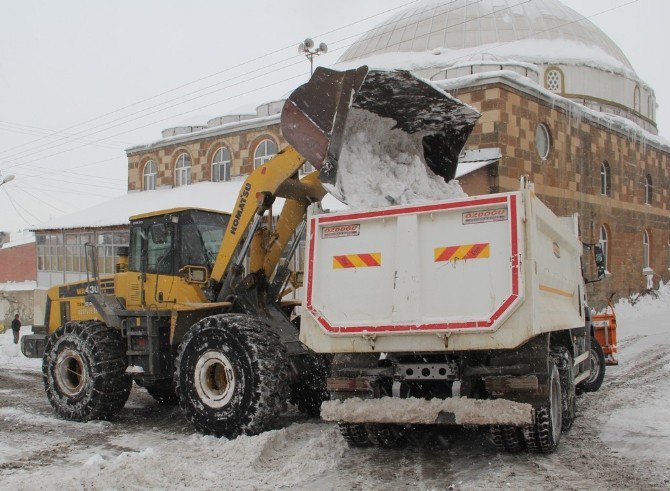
(179, 210, 229, 270)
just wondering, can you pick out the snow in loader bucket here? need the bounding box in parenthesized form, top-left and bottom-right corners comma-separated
(281, 65, 480, 200)
(321, 397, 533, 427)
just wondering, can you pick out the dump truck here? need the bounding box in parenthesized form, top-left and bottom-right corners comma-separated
(22, 66, 484, 437)
(303, 178, 607, 453)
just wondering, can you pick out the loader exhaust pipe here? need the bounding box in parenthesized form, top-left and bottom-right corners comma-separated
(281, 66, 480, 197)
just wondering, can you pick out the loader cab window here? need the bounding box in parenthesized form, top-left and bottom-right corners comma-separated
(179, 210, 229, 271)
(128, 219, 175, 275)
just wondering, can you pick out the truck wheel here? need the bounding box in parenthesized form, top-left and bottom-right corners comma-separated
(138, 379, 179, 405)
(490, 426, 525, 453)
(577, 337, 606, 393)
(338, 423, 372, 447)
(366, 424, 407, 448)
(290, 353, 331, 417)
(175, 314, 289, 437)
(523, 362, 562, 454)
(553, 347, 576, 432)
(42, 321, 131, 421)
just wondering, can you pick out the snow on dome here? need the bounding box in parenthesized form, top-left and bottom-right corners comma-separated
(338, 0, 634, 74)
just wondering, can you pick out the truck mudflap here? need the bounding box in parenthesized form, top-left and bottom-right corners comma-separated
(321, 396, 533, 426)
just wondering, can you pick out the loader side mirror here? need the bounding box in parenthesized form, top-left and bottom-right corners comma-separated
(593, 244, 606, 280)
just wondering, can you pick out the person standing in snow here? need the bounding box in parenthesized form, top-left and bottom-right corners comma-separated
(11, 314, 21, 345)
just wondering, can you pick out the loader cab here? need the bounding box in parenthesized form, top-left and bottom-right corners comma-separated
(128, 208, 230, 277)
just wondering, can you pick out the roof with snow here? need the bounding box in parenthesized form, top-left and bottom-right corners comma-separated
(338, 0, 635, 76)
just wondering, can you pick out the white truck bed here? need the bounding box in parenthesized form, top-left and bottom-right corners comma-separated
(300, 185, 585, 353)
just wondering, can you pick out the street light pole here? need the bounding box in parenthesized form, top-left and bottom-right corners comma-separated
(298, 38, 328, 75)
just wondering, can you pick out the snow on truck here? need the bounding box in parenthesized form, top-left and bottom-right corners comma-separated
(20, 66, 606, 454)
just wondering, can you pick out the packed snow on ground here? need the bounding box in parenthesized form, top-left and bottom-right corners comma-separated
(332, 108, 467, 208)
(0, 325, 41, 371)
(1, 285, 669, 488)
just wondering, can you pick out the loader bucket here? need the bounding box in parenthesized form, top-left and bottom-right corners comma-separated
(281, 66, 480, 191)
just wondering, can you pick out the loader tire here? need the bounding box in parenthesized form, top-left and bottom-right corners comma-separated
(175, 314, 289, 438)
(366, 424, 407, 448)
(290, 353, 331, 417)
(43, 321, 131, 421)
(577, 337, 605, 393)
(490, 426, 526, 453)
(523, 361, 562, 454)
(338, 423, 372, 447)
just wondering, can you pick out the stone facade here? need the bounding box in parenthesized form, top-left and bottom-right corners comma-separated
(127, 124, 285, 191)
(450, 82, 670, 307)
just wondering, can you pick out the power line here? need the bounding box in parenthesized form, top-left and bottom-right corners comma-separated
(13, 185, 69, 214)
(2, 187, 38, 226)
(0, 0, 419, 160)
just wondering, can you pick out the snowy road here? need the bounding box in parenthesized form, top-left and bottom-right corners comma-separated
(1, 288, 669, 490)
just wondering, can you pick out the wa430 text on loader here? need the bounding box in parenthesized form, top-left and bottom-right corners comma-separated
(22, 66, 486, 438)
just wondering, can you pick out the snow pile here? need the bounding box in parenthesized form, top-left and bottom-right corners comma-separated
(321, 396, 532, 426)
(333, 108, 467, 208)
(0, 326, 41, 371)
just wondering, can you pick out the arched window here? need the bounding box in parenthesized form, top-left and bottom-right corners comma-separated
(634, 85, 641, 113)
(600, 162, 611, 196)
(253, 139, 277, 169)
(545, 68, 563, 93)
(643, 230, 650, 269)
(212, 147, 231, 182)
(644, 174, 652, 205)
(143, 160, 157, 191)
(174, 153, 192, 187)
(599, 225, 609, 272)
(535, 123, 551, 160)
(648, 95, 655, 120)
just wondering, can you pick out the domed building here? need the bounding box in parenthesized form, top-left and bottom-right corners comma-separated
(33, 0, 668, 306)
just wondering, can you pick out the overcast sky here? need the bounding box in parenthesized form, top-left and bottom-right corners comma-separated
(0, 0, 667, 233)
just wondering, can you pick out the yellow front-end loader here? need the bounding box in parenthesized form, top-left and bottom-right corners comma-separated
(22, 66, 479, 437)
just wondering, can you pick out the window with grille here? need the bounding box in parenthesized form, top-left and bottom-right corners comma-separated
(545, 69, 563, 93)
(143, 160, 157, 191)
(212, 147, 231, 182)
(175, 153, 192, 187)
(599, 225, 609, 272)
(600, 162, 611, 196)
(253, 139, 277, 169)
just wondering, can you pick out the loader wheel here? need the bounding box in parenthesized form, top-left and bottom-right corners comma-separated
(366, 424, 407, 448)
(577, 337, 605, 393)
(490, 426, 526, 453)
(523, 361, 562, 454)
(43, 321, 131, 421)
(338, 423, 372, 447)
(290, 353, 331, 417)
(175, 314, 289, 438)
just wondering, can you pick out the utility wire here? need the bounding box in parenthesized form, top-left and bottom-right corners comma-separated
(0, 0, 420, 159)
(13, 185, 69, 214)
(2, 187, 38, 226)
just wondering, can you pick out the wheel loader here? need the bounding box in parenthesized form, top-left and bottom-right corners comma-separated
(22, 66, 481, 437)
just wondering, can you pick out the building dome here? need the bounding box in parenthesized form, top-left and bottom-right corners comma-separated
(338, 0, 657, 133)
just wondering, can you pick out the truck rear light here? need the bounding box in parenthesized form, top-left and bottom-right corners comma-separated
(326, 377, 373, 393)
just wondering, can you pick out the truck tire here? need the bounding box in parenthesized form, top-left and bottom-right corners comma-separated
(366, 424, 407, 448)
(338, 423, 372, 447)
(290, 353, 331, 417)
(523, 361, 562, 454)
(553, 347, 576, 432)
(577, 337, 606, 393)
(42, 321, 131, 421)
(175, 314, 289, 437)
(490, 426, 525, 453)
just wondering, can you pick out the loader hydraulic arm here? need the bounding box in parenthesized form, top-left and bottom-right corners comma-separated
(209, 145, 326, 301)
